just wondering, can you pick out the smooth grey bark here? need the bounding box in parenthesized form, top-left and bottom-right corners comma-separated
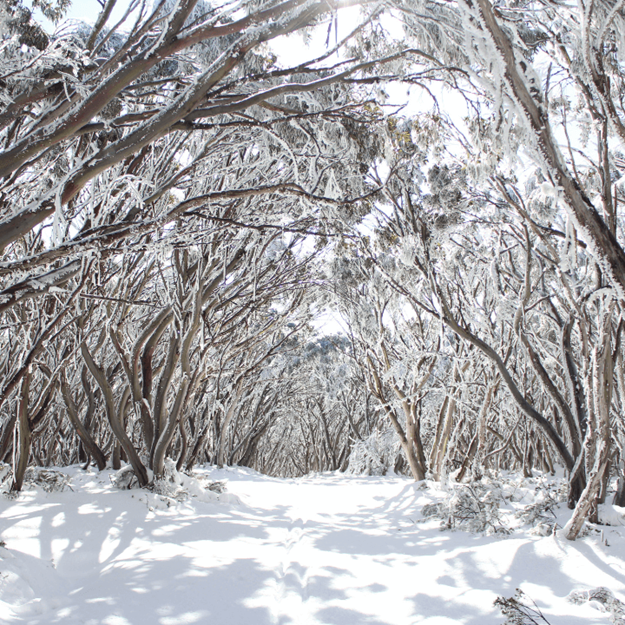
(60, 374, 107, 471)
(11, 371, 31, 492)
(81, 343, 149, 486)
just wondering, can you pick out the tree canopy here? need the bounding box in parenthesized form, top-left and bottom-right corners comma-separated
(3, 0, 625, 540)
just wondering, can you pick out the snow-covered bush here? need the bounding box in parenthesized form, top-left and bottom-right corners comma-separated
(23, 468, 71, 493)
(421, 473, 576, 536)
(110, 466, 141, 490)
(347, 429, 399, 476)
(109, 460, 234, 503)
(514, 481, 566, 531)
(495, 589, 552, 624)
(422, 480, 509, 535)
(154, 460, 236, 503)
(567, 588, 625, 625)
(151, 459, 184, 498)
(497, 586, 625, 624)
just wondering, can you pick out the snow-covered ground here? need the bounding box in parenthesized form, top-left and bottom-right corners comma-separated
(1, 466, 625, 624)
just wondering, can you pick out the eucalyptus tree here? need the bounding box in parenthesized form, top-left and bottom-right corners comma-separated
(327, 247, 435, 481)
(0, 0, 391, 287)
(337, 116, 622, 538)
(0, 0, 396, 486)
(317, 0, 625, 539)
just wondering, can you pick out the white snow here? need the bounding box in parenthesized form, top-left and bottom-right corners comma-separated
(1, 466, 624, 624)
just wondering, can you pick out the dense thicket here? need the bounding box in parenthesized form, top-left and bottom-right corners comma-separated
(2, 0, 625, 540)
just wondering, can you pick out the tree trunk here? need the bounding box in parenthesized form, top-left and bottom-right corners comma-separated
(565, 308, 614, 539)
(82, 343, 149, 486)
(468, 0, 625, 301)
(61, 374, 107, 471)
(613, 462, 625, 507)
(11, 371, 31, 492)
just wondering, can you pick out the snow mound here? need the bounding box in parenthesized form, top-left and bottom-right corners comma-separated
(107, 460, 241, 505)
(151, 458, 241, 504)
(110, 465, 141, 490)
(598, 504, 625, 527)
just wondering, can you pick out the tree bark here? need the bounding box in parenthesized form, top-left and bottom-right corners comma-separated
(60, 374, 107, 471)
(11, 371, 31, 492)
(82, 343, 149, 486)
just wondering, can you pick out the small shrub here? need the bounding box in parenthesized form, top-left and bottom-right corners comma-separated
(567, 587, 625, 625)
(347, 429, 399, 476)
(422, 481, 510, 535)
(24, 468, 71, 492)
(153, 460, 230, 502)
(495, 589, 552, 624)
(515, 482, 565, 528)
(206, 480, 227, 493)
(110, 466, 140, 490)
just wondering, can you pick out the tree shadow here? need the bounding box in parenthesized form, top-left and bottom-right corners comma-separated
(1, 470, 622, 624)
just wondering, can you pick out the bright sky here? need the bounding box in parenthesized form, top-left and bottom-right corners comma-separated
(22, 0, 427, 115)
(23, 0, 138, 30)
(23, 1, 399, 71)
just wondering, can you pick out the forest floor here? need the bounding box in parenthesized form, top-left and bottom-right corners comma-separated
(1, 465, 625, 624)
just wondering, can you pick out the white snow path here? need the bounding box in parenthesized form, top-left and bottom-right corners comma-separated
(1, 467, 624, 624)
